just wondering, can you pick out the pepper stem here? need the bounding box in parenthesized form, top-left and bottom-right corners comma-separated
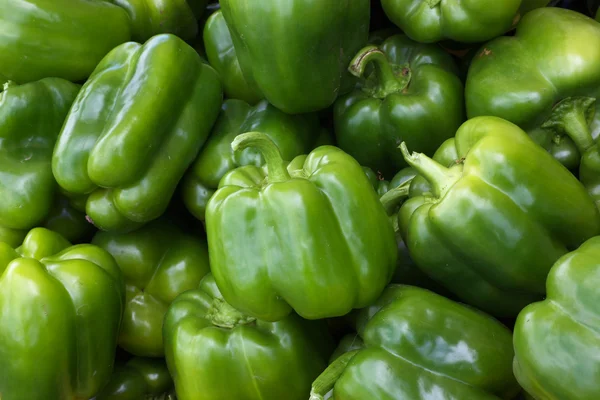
(206, 297, 256, 329)
(399, 142, 460, 199)
(231, 132, 291, 183)
(380, 179, 412, 216)
(348, 45, 411, 99)
(309, 350, 360, 400)
(542, 97, 597, 154)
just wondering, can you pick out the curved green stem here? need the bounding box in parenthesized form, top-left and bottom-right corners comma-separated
(542, 97, 597, 154)
(309, 350, 360, 400)
(232, 132, 291, 183)
(380, 179, 412, 216)
(206, 297, 256, 329)
(399, 142, 460, 199)
(348, 45, 411, 98)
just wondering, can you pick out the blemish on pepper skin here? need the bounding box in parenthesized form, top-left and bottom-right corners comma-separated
(478, 48, 493, 58)
(512, 13, 521, 27)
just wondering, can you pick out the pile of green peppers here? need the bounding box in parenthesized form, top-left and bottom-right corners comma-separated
(1, 1, 600, 399)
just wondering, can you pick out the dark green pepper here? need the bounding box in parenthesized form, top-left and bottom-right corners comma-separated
(203, 9, 263, 104)
(397, 116, 600, 317)
(163, 273, 334, 400)
(310, 285, 520, 400)
(466, 8, 600, 170)
(52, 34, 223, 232)
(93, 357, 175, 400)
(334, 34, 464, 177)
(380, 0, 549, 44)
(0, 228, 125, 400)
(206, 133, 397, 321)
(182, 99, 321, 221)
(0, 0, 131, 83)
(220, 0, 370, 114)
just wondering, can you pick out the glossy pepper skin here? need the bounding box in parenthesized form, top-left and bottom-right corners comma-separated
(334, 35, 464, 178)
(0, 228, 125, 400)
(93, 357, 175, 400)
(220, 0, 370, 114)
(396, 116, 600, 318)
(110, 0, 207, 42)
(309, 285, 520, 400)
(0, 0, 131, 84)
(380, 0, 549, 44)
(466, 8, 600, 170)
(163, 273, 334, 400)
(0, 78, 80, 233)
(203, 10, 263, 104)
(182, 99, 321, 221)
(92, 220, 211, 357)
(513, 237, 600, 400)
(52, 34, 223, 233)
(206, 133, 397, 321)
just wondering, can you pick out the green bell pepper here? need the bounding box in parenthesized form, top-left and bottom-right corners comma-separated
(203, 10, 263, 104)
(110, 0, 206, 42)
(182, 99, 321, 221)
(334, 34, 464, 178)
(0, 78, 80, 232)
(513, 236, 600, 400)
(396, 116, 600, 318)
(205, 132, 397, 321)
(0, 228, 125, 400)
(163, 273, 334, 400)
(52, 34, 223, 233)
(94, 357, 175, 400)
(220, 0, 370, 114)
(380, 0, 549, 44)
(466, 8, 600, 170)
(0, 0, 131, 84)
(309, 284, 520, 400)
(92, 220, 211, 357)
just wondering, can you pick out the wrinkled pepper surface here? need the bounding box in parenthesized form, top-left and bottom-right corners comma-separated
(466, 8, 600, 170)
(206, 133, 397, 321)
(380, 0, 549, 44)
(93, 357, 175, 400)
(335, 34, 464, 177)
(397, 117, 600, 317)
(0, 78, 80, 234)
(163, 273, 334, 400)
(309, 285, 520, 400)
(110, 0, 207, 42)
(92, 220, 211, 357)
(52, 34, 223, 233)
(513, 236, 600, 400)
(0, 228, 125, 400)
(182, 99, 321, 221)
(220, 0, 370, 114)
(203, 10, 263, 104)
(0, 0, 131, 83)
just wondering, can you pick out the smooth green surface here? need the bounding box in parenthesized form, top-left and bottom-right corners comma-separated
(466, 8, 600, 170)
(220, 0, 370, 114)
(334, 34, 464, 178)
(0, 228, 125, 400)
(182, 99, 321, 221)
(380, 0, 549, 43)
(110, 0, 207, 42)
(0, 78, 80, 232)
(94, 357, 175, 400)
(92, 220, 211, 357)
(514, 236, 600, 400)
(0, 0, 131, 83)
(206, 134, 397, 321)
(311, 285, 519, 400)
(52, 34, 223, 232)
(203, 10, 263, 104)
(163, 274, 334, 400)
(398, 116, 600, 318)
